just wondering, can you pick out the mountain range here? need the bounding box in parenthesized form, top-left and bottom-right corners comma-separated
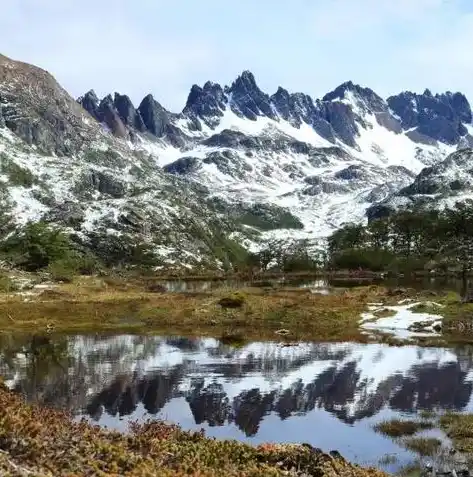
(1, 52, 473, 267)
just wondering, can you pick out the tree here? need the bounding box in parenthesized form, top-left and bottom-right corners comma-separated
(441, 201, 473, 300)
(328, 223, 366, 256)
(0, 221, 76, 271)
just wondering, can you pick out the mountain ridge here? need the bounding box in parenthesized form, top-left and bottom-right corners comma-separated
(2, 52, 473, 269)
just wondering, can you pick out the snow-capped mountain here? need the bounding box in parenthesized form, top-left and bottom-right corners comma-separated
(2, 52, 473, 265)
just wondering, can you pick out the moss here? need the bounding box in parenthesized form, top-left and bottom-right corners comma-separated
(218, 292, 246, 308)
(373, 419, 434, 438)
(0, 386, 387, 477)
(402, 437, 442, 457)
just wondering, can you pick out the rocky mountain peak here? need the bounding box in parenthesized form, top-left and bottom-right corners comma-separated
(113, 93, 145, 132)
(388, 89, 472, 145)
(77, 90, 100, 119)
(183, 81, 226, 126)
(323, 81, 386, 114)
(138, 93, 170, 137)
(0, 53, 99, 155)
(226, 70, 276, 121)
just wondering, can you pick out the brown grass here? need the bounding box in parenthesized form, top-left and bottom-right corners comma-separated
(402, 437, 442, 457)
(0, 278, 382, 341)
(373, 419, 434, 438)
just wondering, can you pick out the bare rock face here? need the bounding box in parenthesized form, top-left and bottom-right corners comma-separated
(138, 94, 170, 137)
(0, 54, 100, 155)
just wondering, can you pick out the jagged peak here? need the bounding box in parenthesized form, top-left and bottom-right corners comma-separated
(272, 86, 290, 98)
(84, 89, 99, 99)
(100, 94, 114, 105)
(183, 80, 227, 118)
(203, 80, 223, 91)
(322, 81, 380, 103)
(140, 93, 155, 104)
(228, 70, 260, 93)
(113, 92, 133, 104)
(138, 93, 169, 112)
(239, 70, 256, 83)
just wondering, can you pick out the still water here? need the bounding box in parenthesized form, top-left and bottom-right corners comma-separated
(1, 334, 473, 472)
(161, 276, 467, 294)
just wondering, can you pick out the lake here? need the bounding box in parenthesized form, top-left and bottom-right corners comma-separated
(1, 334, 473, 473)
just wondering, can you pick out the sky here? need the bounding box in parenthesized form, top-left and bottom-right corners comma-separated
(1, 0, 473, 111)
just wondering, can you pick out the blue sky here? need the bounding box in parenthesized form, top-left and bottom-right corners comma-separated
(2, 0, 473, 110)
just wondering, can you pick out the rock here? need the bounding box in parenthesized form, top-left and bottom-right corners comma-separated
(138, 94, 169, 137)
(79, 170, 127, 198)
(387, 288, 408, 296)
(271, 86, 303, 127)
(0, 53, 99, 155)
(335, 165, 364, 181)
(46, 201, 85, 227)
(78, 90, 100, 120)
(114, 93, 146, 132)
(183, 81, 227, 127)
(387, 90, 471, 144)
(317, 100, 359, 147)
(163, 157, 201, 175)
(227, 70, 277, 121)
(118, 207, 147, 232)
(97, 95, 127, 138)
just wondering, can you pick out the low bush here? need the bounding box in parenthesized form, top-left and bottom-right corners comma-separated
(0, 273, 17, 292)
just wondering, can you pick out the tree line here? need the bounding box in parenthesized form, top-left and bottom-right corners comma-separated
(327, 201, 473, 277)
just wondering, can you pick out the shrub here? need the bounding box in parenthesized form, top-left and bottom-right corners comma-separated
(1, 222, 78, 271)
(218, 292, 246, 308)
(86, 233, 159, 268)
(0, 155, 38, 188)
(47, 260, 76, 283)
(0, 273, 17, 292)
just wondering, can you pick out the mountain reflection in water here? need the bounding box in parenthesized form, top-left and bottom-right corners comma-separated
(2, 335, 473, 469)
